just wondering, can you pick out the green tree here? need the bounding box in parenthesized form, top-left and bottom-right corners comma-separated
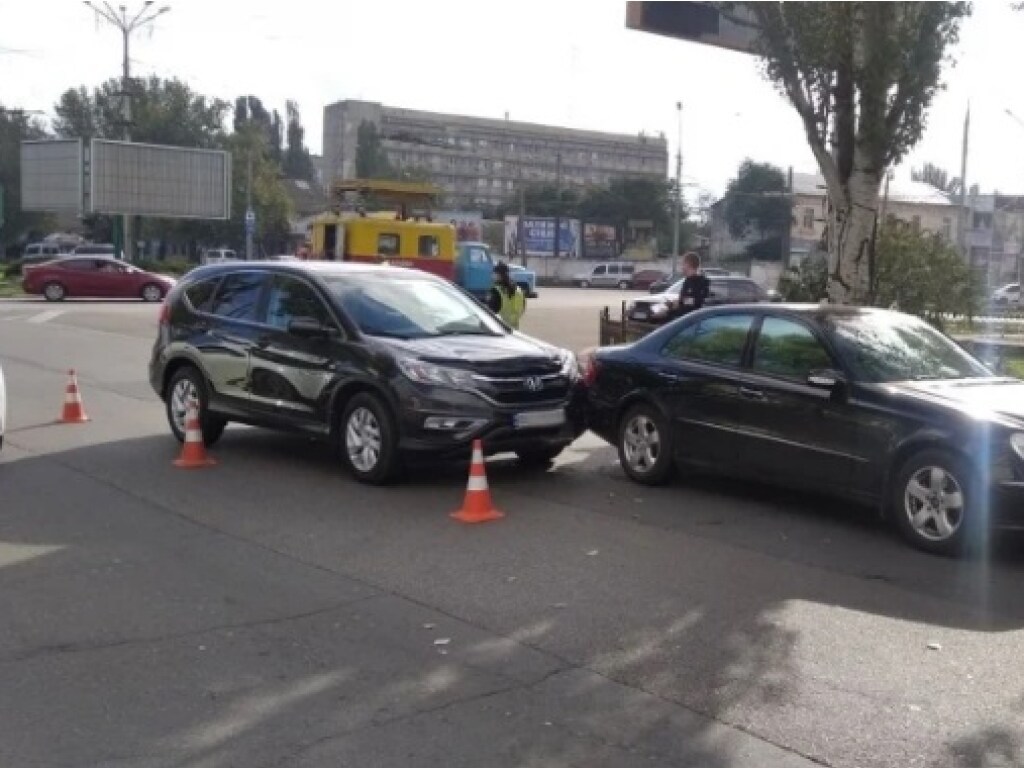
(743, 1, 971, 303)
(779, 255, 829, 302)
(233, 96, 283, 163)
(283, 100, 316, 181)
(911, 161, 960, 195)
(872, 219, 978, 325)
(0, 107, 54, 253)
(723, 159, 790, 240)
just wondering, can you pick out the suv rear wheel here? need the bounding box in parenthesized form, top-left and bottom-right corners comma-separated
(166, 366, 227, 447)
(340, 392, 399, 484)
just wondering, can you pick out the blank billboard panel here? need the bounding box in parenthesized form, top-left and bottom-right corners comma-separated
(21, 140, 83, 212)
(91, 140, 231, 219)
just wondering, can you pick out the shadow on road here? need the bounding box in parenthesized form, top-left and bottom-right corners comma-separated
(2, 429, 1024, 767)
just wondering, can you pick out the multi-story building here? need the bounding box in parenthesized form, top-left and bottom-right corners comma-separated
(962, 193, 1024, 290)
(322, 100, 668, 209)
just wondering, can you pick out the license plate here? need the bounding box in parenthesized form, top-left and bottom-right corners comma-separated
(513, 408, 566, 430)
(632, 311, 648, 320)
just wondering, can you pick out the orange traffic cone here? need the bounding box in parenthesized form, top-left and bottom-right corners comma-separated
(59, 369, 90, 424)
(451, 439, 504, 524)
(173, 398, 217, 469)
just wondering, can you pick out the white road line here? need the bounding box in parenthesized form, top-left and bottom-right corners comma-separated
(26, 310, 66, 324)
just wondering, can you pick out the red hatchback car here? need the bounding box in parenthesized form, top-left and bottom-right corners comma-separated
(22, 257, 175, 302)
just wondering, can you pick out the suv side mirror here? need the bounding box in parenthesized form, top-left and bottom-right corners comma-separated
(288, 317, 338, 339)
(807, 369, 844, 390)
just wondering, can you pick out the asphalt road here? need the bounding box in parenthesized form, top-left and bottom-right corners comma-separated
(2, 290, 1024, 768)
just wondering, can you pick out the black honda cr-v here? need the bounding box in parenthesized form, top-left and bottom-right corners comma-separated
(150, 261, 586, 483)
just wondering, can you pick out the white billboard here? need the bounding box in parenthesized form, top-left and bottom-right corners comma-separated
(20, 140, 84, 212)
(90, 140, 231, 219)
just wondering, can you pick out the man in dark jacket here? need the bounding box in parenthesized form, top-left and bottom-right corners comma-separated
(668, 252, 710, 321)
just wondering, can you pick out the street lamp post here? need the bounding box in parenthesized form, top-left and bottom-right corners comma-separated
(672, 101, 682, 271)
(1005, 109, 1024, 291)
(84, 1, 171, 261)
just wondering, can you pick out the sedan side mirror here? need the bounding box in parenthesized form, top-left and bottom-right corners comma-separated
(288, 317, 338, 339)
(807, 369, 844, 390)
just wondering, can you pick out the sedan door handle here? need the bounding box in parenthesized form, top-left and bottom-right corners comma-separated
(658, 371, 683, 382)
(739, 386, 765, 400)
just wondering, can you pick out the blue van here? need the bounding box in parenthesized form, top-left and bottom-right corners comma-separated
(454, 242, 537, 301)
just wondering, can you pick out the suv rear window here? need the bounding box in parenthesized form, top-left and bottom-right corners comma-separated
(210, 272, 265, 322)
(184, 278, 221, 313)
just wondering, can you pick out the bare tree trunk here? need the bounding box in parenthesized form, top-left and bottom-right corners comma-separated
(827, 167, 880, 303)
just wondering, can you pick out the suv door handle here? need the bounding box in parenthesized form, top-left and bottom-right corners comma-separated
(739, 386, 765, 400)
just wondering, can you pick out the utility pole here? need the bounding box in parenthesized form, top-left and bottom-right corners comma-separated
(245, 96, 255, 260)
(84, 1, 171, 262)
(517, 165, 527, 266)
(553, 152, 563, 260)
(958, 104, 971, 265)
(672, 101, 682, 271)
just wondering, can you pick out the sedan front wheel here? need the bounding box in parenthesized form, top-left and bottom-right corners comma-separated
(892, 449, 981, 556)
(618, 403, 673, 485)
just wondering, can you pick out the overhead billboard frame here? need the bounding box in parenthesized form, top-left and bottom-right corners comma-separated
(20, 139, 85, 213)
(89, 139, 232, 220)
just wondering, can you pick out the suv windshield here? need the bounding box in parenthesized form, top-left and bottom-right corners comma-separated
(324, 273, 505, 339)
(828, 312, 992, 383)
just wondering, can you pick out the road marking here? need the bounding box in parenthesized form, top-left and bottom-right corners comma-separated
(26, 310, 66, 324)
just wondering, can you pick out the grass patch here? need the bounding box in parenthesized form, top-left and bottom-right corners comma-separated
(0, 280, 24, 298)
(1004, 358, 1024, 379)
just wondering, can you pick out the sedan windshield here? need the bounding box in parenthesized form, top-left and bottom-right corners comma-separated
(828, 312, 992, 383)
(324, 273, 505, 340)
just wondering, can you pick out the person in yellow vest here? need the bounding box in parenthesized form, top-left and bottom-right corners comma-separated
(487, 262, 526, 329)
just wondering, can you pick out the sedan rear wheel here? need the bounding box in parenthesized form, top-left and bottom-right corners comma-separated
(618, 403, 673, 485)
(893, 449, 980, 556)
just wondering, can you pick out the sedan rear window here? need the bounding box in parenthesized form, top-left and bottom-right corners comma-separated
(662, 314, 754, 368)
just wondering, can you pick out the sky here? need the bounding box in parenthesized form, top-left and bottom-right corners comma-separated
(1, 0, 1021, 206)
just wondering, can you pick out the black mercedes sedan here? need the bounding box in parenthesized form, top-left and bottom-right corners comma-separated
(585, 304, 1024, 555)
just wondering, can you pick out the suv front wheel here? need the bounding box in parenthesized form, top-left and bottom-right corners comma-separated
(340, 392, 399, 484)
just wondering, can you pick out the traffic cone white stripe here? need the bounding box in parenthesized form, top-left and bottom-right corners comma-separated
(185, 428, 203, 442)
(466, 475, 489, 492)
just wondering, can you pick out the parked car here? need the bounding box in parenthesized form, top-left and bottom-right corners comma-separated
(991, 283, 1021, 306)
(22, 257, 175, 302)
(628, 275, 768, 323)
(630, 269, 668, 291)
(649, 267, 734, 294)
(150, 262, 586, 484)
(0, 361, 6, 452)
(586, 304, 1024, 555)
(573, 262, 636, 289)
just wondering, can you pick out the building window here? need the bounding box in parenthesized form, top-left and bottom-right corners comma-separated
(802, 208, 814, 230)
(378, 234, 400, 257)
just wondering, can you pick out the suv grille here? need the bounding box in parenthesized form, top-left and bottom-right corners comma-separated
(473, 372, 570, 406)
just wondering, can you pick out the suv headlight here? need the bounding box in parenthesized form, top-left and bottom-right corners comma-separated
(397, 358, 476, 389)
(1011, 433, 1024, 461)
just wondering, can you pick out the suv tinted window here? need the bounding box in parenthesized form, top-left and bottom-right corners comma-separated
(622, 265, 635, 275)
(662, 314, 754, 367)
(184, 278, 220, 313)
(264, 275, 334, 330)
(210, 272, 265, 322)
(753, 317, 833, 380)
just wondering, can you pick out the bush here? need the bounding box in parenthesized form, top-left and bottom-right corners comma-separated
(135, 258, 192, 277)
(778, 255, 828, 302)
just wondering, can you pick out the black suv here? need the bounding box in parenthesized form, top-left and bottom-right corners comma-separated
(150, 262, 586, 483)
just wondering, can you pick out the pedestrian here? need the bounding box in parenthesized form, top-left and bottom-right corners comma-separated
(488, 261, 526, 329)
(668, 252, 711, 321)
